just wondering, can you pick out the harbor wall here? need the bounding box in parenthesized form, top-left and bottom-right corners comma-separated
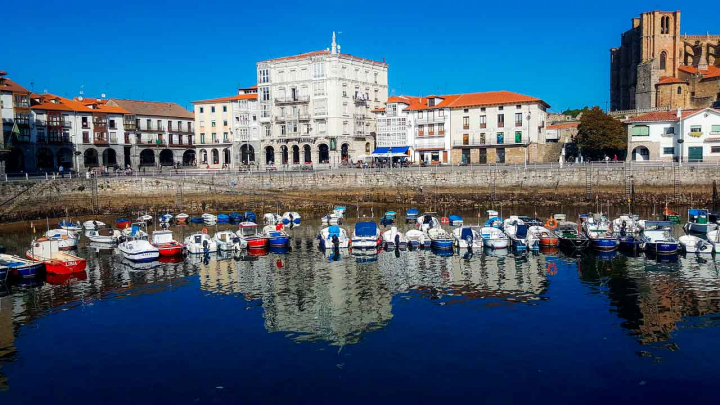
(0, 165, 717, 222)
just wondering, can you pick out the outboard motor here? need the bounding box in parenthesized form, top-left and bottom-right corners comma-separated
(621, 220, 627, 237)
(394, 233, 400, 251)
(202, 239, 209, 255)
(332, 234, 340, 250)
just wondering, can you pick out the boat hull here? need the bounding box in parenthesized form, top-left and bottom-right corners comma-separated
(351, 238, 380, 249)
(9, 262, 43, 279)
(559, 237, 588, 249)
(44, 258, 87, 275)
(686, 223, 718, 234)
(120, 250, 160, 262)
(590, 238, 619, 251)
(268, 236, 290, 247)
(645, 242, 679, 255)
(483, 238, 510, 249)
(116, 220, 132, 229)
(246, 237, 269, 249)
(539, 237, 559, 247)
(618, 236, 642, 251)
(155, 244, 184, 256)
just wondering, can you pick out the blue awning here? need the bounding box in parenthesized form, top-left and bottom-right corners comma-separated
(372, 146, 410, 154)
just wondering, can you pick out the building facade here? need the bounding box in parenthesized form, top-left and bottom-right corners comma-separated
(372, 96, 423, 161)
(610, 10, 720, 112)
(1, 71, 31, 174)
(625, 108, 720, 162)
(255, 33, 388, 168)
(106, 99, 194, 169)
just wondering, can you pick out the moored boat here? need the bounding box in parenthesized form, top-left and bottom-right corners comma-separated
(150, 230, 185, 256)
(118, 225, 160, 262)
(480, 226, 510, 249)
(58, 220, 82, 233)
(26, 238, 86, 274)
(448, 215, 464, 227)
(282, 211, 301, 225)
(503, 216, 537, 251)
(175, 213, 189, 224)
(217, 214, 230, 224)
(417, 212, 441, 233)
(679, 235, 713, 254)
(1, 253, 43, 280)
(428, 228, 454, 250)
(236, 222, 268, 249)
(213, 230, 245, 251)
(382, 226, 407, 250)
(136, 214, 154, 224)
(406, 208, 419, 223)
(184, 230, 218, 254)
(85, 228, 122, 244)
(263, 225, 291, 247)
(116, 218, 132, 229)
(405, 229, 429, 249)
(202, 213, 217, 225)
(452, 226, 483, 249)
(159, 213, 174, 224)
(641, 221, 679, 255)
(190, 216, 204, 224)
(229, 212, 244, 224)
(263, 213, 282, 225)
(581, 214, 619, 251)
(527, 225, 560, 247)
(555, 220, 588, 250)
(684, 209, 717, 234)
(83, 220, 106, 230)
(45, 229, 79, 250)
(318, 225, 350, 249)
(350, 222, 381, 250)
(380, 211, 397, 227)
(243, 212, 257, 223)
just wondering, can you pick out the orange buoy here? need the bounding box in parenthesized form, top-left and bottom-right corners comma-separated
(441, 217, 449, 224)
(545, 217, 558, 230)
(201, 227, 208, 234)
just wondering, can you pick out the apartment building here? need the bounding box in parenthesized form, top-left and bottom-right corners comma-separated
(255, 33, 388, 168)
(372, 96, 423, 161)
(625, 107, 720, 162)
(107, 99, 194, 168)
(1, 71, 31, 173)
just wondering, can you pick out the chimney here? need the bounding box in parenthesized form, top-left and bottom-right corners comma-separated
(677, 107, 682, 118)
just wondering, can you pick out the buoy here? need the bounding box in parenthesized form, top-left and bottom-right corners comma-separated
(545, 218, 558, 230)
(201, 227, 208, 234)
(441, 217, 449, 224)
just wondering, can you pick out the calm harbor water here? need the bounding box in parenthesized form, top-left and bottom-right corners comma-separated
(1, 212, 720, 404)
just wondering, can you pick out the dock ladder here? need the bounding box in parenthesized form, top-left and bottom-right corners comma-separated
(585, 164, 593, 200)
(624, 162, 633, 200)
(673, 164, 680, 202)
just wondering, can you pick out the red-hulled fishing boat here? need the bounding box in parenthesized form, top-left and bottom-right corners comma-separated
(236, 222, 268, 248)
(150, 230, 185, 256)
(26, 238, 87, 275)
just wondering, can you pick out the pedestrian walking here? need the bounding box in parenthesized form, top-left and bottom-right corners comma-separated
(59, 165, 64, 179)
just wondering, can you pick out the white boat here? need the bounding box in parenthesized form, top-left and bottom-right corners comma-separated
(122, 226, 148, 239)
(527, 225, 560, 247)
(405, 229, 430, 249)
(263, 213, 283, 225)
(175, 213, 189, 223)
(428, 227, 454, 250)
(85, 228, 122, 244)
(382, 226, 408, 250)
(83, 220, 106, 230)
(202, 213, 217, 225)
(282, 211, 301, 226)
(503, 216, 538, 250)
(706, 230, 720, 253)
(333, 206, 346, 218)
(480, 226, 510, 249)
(214, 230, 246, 251)
(318, 225, 350, 249)
(679, 235, 714, 254)
(350, 222, 381, 250)
(485, 210, 503, 228)
(136, 214, 154, 224)
(452, 226, 483, 249)
(321, 213, 343, 225)
(184, 232, 218, 254)
(159, 213, 174, 223)
(118, 224, 159, 262)
(612, 214, 641, 235)
(58, 220, 82, 233)
(44, 229, 79, 250)
(416, 212, 441, 233)
(684, 209, 718, 234)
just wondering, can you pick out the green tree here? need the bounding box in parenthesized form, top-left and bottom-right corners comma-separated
(561, 106, 590, 118)
(575, 106, 626, 160)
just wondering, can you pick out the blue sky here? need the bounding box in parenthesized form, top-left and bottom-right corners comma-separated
(4, 1, 719, 112)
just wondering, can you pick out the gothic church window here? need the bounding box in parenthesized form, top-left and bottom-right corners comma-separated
(660, 51, 667, 70)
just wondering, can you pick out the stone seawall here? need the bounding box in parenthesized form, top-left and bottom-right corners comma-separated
(0, 165, 717, 222)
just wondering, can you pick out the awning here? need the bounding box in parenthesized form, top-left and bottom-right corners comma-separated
(371, 146, 410, 154)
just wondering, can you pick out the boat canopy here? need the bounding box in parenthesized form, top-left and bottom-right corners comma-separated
(487, 210, 499, 217)
(335, 206, 346, 212)
(406, 208, 419, 215)
(354, 222, 377, 237)
(485, 217, 502, 226)
(689, 209, 708, 216)
(384, 211, 397, 217)
(328, 225, 341, 237)
(449, 215, 463, 222)
(238, 222, 258, 228)
(460, 227, 474, 241)
(516, 224, 528, 238)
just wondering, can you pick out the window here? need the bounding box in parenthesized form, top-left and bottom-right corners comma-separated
(712, 146, 720, 153)
(313, 62, 325, 78)
(677, 86, 682, 95)
(223, 106, 227, 112)
(496, 148, 505, 164)
(515, 113, 523, 126)
(223, 132, 229, 142)
(663, 147, 675, 155)
(712, 125, 720, 134)
(265, 126, 271, 137)
(211, 121, 216, 128)
(515, 131, 522, 143)
(463, 117, 469, 130)
(200, 133, 205, 144)
(260, 87, 270, 101)
(82, 116, 89, 128)
(313, 82, 325, 96)
(664, 127, 675, 135)
(497, 132, 504, 144)
(516, 105, 522, 109)
(690, 125, 702, 135)
(660, 51, 667, 70)
(438, 123, 445, 135)
(439, 109, 444, 117)
(498, 114, 505, 128)
(199, 107, 204, 113)
(418, 125, 425, 136)
(428, 125, 435, 136)
(281, 125, 286, 135)
(146, 119, 151, 129)
(498, 106, 504, 111)
(631, 125, 649, 136)
(211, 106, 216, 113)
(479, 115, 487, 129)
(223, 120, 228, 127)
(259, 69, 269, 83)
(480, 107, 486, 112)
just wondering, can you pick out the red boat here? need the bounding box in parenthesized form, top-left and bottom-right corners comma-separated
(150, 230, 185, 256)
(26, 238, 87, 275)
(237, 222, 268, 248)
(46, 270, 88, 285)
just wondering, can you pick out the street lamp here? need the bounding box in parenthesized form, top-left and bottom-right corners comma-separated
(678, 138, 684, 166)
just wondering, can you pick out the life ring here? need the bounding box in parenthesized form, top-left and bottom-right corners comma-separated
(545, 218, 558, 230)
(441, 217, 449, 224)
(201, 227, 208, 234)
(547, 261, 558, 276)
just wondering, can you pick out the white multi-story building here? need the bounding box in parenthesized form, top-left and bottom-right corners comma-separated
(256, 33, 388, 168)
(371, 95, 422, 161)
(626, 107, 720, 162)
(1, 71, 31, 173)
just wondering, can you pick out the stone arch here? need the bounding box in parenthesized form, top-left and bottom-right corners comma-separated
(84, 148, 99, 167)
(36, 147, 55, 170)
(265, 146, 275, 165)
(57, 147, 73, 169)
(341, 143, 350, 161)
(318, 143, 329, 163)
(240, 144, 254, 165)
(365, 142, 371, 153)
(159, 149, 174, 166)
(200, 149, 208, 164)
(102, 148, 117, 166)
(211, 148, 219, 165)
(631, 146, 650, 162)
(183, 149, 195, 166)
(292, 145, 300, 164)
(280, 145, 289, 164)
(7, 147, 24, 172)
(139, 149, 155, 166)
(223, 148, 231, 165)
(303, 144, 312, 163)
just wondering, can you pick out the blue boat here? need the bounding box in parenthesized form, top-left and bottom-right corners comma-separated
(229, 212, 244, 223)
(406, 208, 419, 223)
(217, 214, 230, 224)
(244, 212, 257, 223)
(448, 215, 464, 227)
(581, 214, 619, 251)
(282, 212, 301, 225)
(618, 235, 643, 251)
(265, 229, 291, 247)
(380, 211, 396, 226)
(159, 213, 173, 223)
(190, 216, 204, 224)
(0, 254, 43, 280)
(428, 228, 454, 250)
(641, 221, 679, 255)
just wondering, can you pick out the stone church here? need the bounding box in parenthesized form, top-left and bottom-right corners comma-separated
(610, 10, 720, 112)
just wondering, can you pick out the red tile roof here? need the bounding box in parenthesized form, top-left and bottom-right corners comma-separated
(75, 97, 130, 114)
(624, 109, 703, 123)
(31, 94, 94, 112)
(192, 93, 258, 104)
(0, 76, 30, 94)
(678, 65, 720, 79)
(404, 90, 549, 111)
(547, 122, 579, 130)
(371, 108, 385, 113)
(107, 99, 194, 118)
(657, 76, 687, 85)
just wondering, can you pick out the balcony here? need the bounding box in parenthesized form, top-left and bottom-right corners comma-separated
(451, 134, 529, 147)
(298, 113, 311, 121)
(274, 116, 287, 123)
(689, 131, 703, 138)
(110, 135, 118, 144)
(63, 121, 72, 128)
(354, 114, 368, 120)
(274, 96, 310, 105)
(94, 135, 109, 145)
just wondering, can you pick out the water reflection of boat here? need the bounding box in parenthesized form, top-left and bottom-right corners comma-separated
(269, 246, 291, 255)
(45, 270, 88, 285)
(158, 255, 185, 264)
(117, 257, 163, 271)
(247, 247, 269, 257)
(539, 246, 560, 255)
(431, 248, 454, 257)
(595, 250, 619, 261)
(484, 247, 509, 257)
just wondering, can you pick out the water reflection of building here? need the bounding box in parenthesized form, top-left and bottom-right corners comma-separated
(582, 254, 720, 346)
(198, 247, 550, 345)
(0, 295, 14, 390)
